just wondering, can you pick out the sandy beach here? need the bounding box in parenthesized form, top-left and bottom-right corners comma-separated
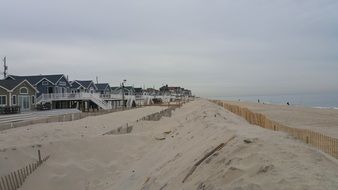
(223, 100, 338, 138)
(1, 99, 338, 190)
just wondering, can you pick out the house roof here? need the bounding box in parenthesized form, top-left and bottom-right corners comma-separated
(8, 74, 67, 85)
(0, 78, 38, 92)
(72, 80, 97, 90)
(124, 86, 134, 90)
(110, 86, 136, 94)
(111, 86, 134, 90)
(134, 87, 143, 93)
(96, 83, 110, 91)
(70, 81, 80, 88)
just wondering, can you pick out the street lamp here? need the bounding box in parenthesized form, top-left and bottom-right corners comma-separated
(122, 79, 126, 108)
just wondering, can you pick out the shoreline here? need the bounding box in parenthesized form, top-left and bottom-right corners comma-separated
(210, 92, 338, 109)
(219, 99, 338, 139)
(214, 98, 338, 110)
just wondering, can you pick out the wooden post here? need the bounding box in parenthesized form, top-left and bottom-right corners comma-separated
(17, 170, 22, 186)
(333, 139, 338, 159)
(10, 173, 16, 189)
(19, 169, 24, 184)
(4, 176, 10, 190)
(22, 168, 26, 181)
(38, 150, 42, 164)
(0, 177, 6, 190)
(13, 172, 19, 188)
(25, 166, 29, 176)
(9, 174, 14, 190)
(5, 175, 13, 190)
(2, 177, 7, 190)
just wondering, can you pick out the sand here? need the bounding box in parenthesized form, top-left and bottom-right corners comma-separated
(222, 100, 338, 138)
(1, 100, 338, 190)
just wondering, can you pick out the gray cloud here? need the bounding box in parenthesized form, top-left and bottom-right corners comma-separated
(1, 0, 338, 97)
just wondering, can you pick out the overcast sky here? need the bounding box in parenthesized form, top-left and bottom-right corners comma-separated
(0, 0, 338, 97)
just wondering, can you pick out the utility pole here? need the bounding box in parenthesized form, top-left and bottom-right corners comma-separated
(3, 56, 8, 79)
(121, 79, 126, 109)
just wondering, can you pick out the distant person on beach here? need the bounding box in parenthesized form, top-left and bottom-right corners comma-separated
(258, 99, 260, 103)
(287, 102, 290, 105)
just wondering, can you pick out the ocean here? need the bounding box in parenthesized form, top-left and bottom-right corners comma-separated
(212, 92, 338, 109)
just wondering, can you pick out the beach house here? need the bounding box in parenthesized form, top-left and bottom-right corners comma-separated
(70, 80, 98, 93)
(0, 78, 39, 112)
(96, 83, 111, 95)
(7, 74, 71, 97)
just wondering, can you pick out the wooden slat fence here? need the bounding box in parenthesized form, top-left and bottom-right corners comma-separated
(0, 107, 137, 132)
(212, 100, 338, 159)
(0, 150, 50, 190)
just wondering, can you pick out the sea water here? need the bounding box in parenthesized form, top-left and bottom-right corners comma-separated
(213, 92, 338, 109)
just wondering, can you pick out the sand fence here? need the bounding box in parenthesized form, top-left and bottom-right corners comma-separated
(0, 107, 136, 132)
(0, 150, 50, 190)
(102, 106, 179, 136)
(0, 104, 185, 189)
(141, 106, 178, 121)
(212, 100, 338, 159)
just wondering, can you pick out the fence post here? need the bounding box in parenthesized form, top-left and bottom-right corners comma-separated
(17, 170, 22, 186)
(13, 172, 19, 189)
(6, 175, 13, 190)
(10, 173, 15, 190)
(0, 177, 5, 190)
(26, 166, 29, 176)
(38, 150, 42, 164)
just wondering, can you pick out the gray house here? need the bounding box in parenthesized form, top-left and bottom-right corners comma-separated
(0, 78, 39, 111)
(96, 83, 111, 94)
(7, 74, 71, 97)
(70, 80, 98, 93)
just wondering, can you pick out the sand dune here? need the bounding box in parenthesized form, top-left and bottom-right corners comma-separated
(1, 100, 338, 190)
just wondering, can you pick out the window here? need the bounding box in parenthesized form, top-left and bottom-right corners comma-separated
(59, 81, 66, 86)
(31, 95, 35, 104)
(12, 95, 16, 105)
(20, 87, 28, 94)
(0, 96, 7, 106)
(42, 81, 48, 85)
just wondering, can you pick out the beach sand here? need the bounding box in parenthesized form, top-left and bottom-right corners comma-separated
(1, 100, 338, 190)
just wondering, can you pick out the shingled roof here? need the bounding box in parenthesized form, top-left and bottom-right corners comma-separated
(0, 78, 38, 92)
(96, 83, 110, 91)
(8, 74, 66, 85)
(71, 80, 97, 90)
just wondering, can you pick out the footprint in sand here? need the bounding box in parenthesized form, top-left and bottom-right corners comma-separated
(223, 167, 244, 183)
(233, 183, 262, 190)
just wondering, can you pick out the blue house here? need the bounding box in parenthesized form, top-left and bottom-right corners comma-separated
(70, 80, 98, 93)
(96, 83, 111, 94)
(7, 74, 71, 98)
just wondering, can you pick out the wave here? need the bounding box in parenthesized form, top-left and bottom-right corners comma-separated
(313, 106, 338, 110)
